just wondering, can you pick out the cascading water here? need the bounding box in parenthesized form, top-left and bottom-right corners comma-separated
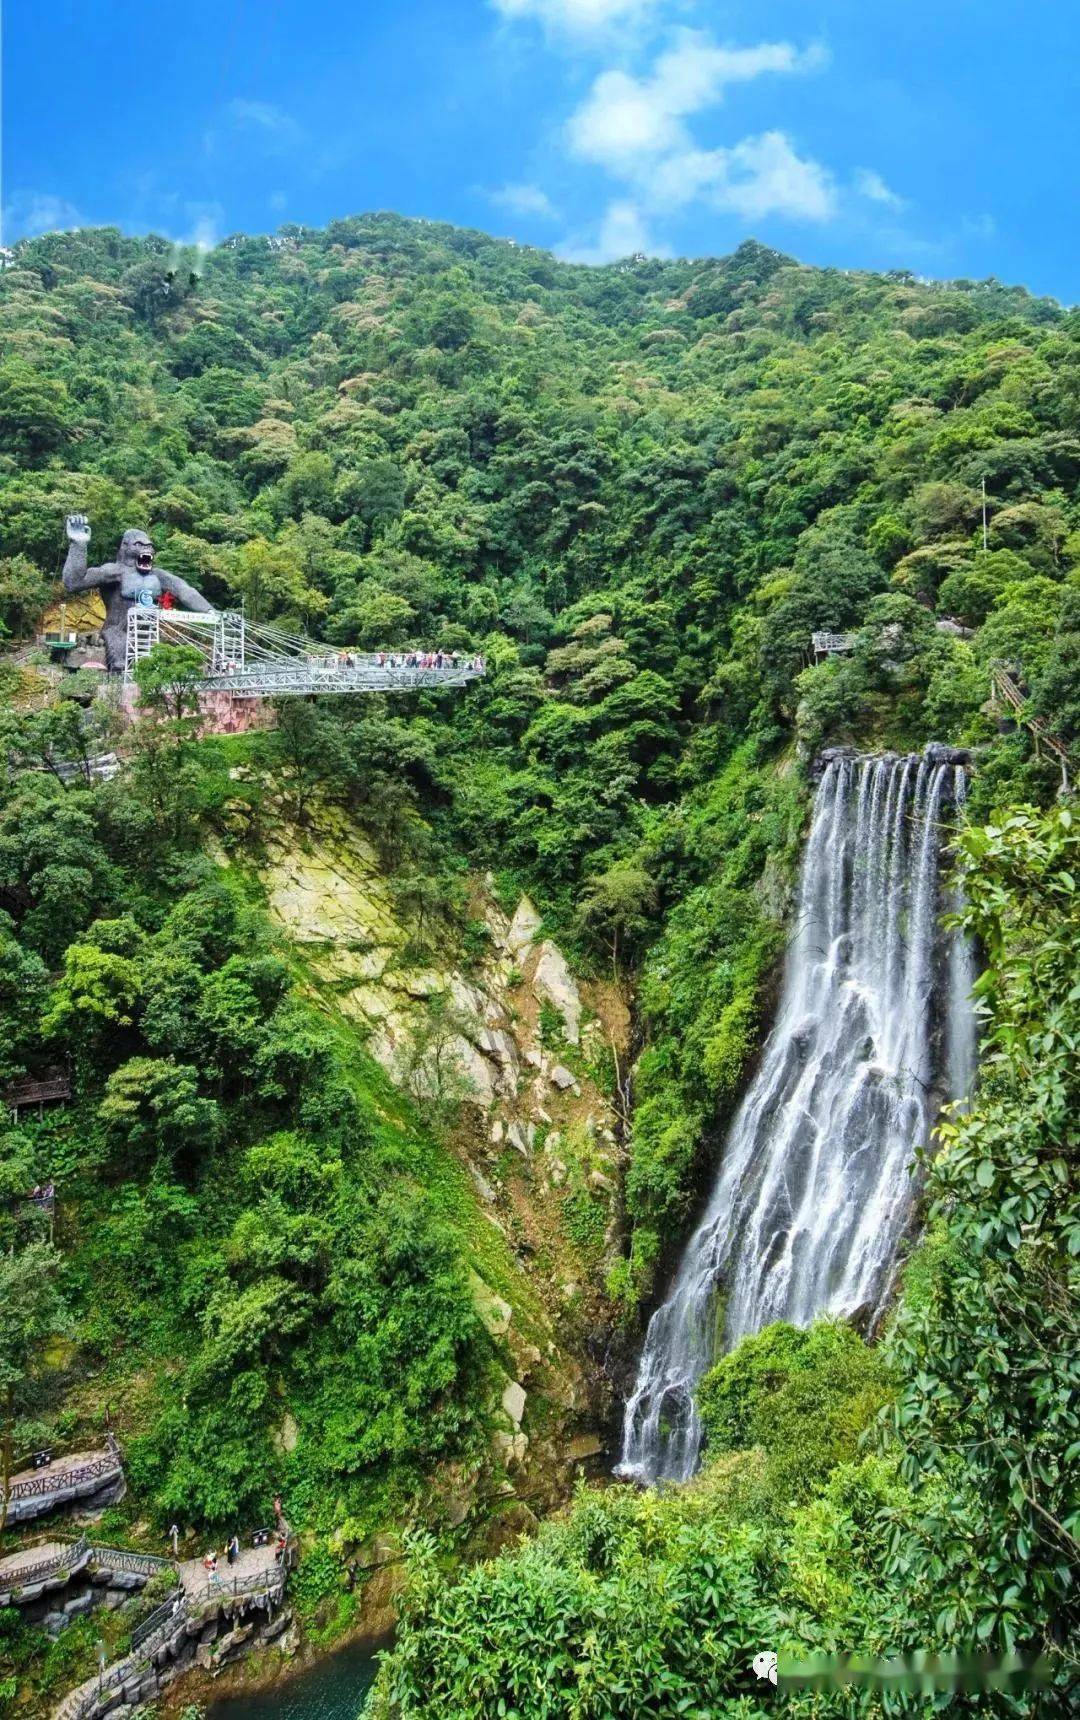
(620, 749, 976, 1485)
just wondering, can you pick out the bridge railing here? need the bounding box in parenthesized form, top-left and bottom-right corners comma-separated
(0, 1537, 90, 1597)
(811, 630, 856, 656)
(183, 1561, 288, 1610)
(130, 1586, 185, 1651)
(88, 1544, 175, 1578)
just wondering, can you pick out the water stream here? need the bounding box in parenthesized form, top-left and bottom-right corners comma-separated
(205, 1640, 376, 1720)
(620, 750, 976, 1485)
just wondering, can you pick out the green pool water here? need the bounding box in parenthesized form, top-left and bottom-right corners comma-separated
(206, 1639, 377, 1720)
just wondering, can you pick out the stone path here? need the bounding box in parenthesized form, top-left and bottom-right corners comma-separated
(178, 1542, 281, 1602)
(0, 1540, 69, 1583)
(6, 1450, 111, 1492)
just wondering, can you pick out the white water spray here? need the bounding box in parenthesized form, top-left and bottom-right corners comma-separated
(619, 750, 976, 1485)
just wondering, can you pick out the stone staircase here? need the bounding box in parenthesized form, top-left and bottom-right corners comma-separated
(50, 1550, 290, 1720)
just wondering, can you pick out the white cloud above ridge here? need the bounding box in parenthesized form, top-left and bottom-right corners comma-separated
(567, 31, 826, 169)
(492, 0, 660, 36)
(559, 197, 664, 263)
(503, 9, 922, 268)
(855, 167, 905, 209)
(649, 132, 838, 222)
(3, 191, 84, 241)
(489, 182, 560, 219)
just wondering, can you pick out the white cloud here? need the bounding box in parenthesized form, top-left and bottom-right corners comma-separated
(855, 167, 905, 209)
(489, 182, 560, 219)
(559, 198, 666, 263)
(569, 68, 683, 163)
(2, 191, 83, 241)
(492, 0, 659, 35)
(652, 131, 837, 222)
(568, 31, 825, 169)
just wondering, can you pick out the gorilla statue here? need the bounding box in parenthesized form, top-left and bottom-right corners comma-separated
(62, 513, 214, 673)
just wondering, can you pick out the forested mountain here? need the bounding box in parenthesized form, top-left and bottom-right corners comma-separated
(0, 217, 1077, 1714)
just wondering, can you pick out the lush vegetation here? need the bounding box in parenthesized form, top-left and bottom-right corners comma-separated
(376, 803, 1080, 1714)
(0, 215, 1077, 1712)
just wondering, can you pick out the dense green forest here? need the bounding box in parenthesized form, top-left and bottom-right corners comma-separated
(0, 216, 1077, 1713)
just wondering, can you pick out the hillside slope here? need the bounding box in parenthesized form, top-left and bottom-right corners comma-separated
(1, 218, 1078, 1712)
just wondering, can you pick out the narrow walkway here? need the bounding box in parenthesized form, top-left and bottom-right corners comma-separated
(991, 661, 1071, 790)
(51, 1542, 289, 1720)
(0, 1540, 69, 1581)
(6, 1449, 109, 1491)
(3, 1443, 124, 1524)
(0, 1540, 84, 1603)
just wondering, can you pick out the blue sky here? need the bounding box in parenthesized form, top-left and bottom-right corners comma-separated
(4, 0, 1078, 299)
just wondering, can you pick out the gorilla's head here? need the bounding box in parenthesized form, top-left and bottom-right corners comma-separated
(118, 529, 155, 574)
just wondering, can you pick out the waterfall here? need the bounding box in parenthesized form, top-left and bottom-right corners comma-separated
(619, 750, 976, 1485)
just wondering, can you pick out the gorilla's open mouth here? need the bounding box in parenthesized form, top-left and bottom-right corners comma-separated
(135, 547, 154, 571)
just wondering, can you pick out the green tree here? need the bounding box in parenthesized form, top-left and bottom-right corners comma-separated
(577, 860, 657, 975)
(0, 1243, 68, 1531)
(98, 1057, 221, 1170)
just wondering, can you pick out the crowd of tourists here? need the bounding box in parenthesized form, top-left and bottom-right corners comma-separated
(373, 650, 486, 672)
(296, 649, 485, 675)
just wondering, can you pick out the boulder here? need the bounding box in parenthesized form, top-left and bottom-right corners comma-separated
(532, 943, 582, 1044)
(924, 742, 971, 767)
(564, 1432, 605, 1462)
(469, 1164, 497, 1204)
(549, 1064, 576, 1091)
(506, 897, 542, 958)
(501, 1380, 527, 1429)
(469, 1273, 512, 1337)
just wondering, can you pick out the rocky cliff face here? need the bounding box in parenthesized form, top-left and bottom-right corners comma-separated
(258, 813, 629, 1524)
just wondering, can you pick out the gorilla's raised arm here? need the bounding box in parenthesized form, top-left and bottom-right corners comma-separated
(62, 513, 117, 594)
(158, 570, 214, 613)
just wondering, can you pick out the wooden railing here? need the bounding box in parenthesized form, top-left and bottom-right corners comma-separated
(990, 661, 1071, 789)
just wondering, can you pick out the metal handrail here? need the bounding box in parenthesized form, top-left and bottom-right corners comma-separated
(56, 1591, 186, 1719)
(130, 1586, 185, 1651)
(990, 661, 1071, 770)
